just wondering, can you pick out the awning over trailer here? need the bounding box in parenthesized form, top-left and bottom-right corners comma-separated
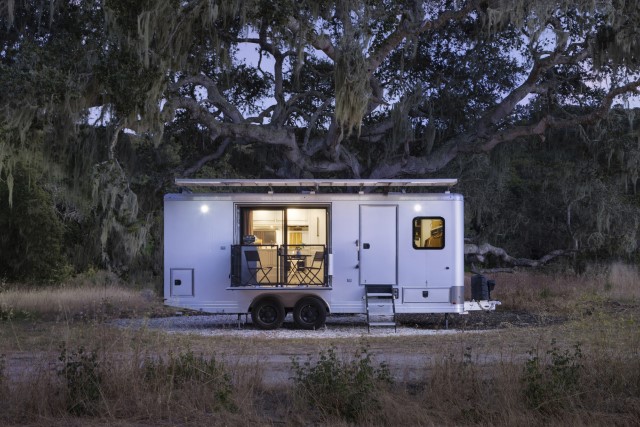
(175, 178, 457, 189)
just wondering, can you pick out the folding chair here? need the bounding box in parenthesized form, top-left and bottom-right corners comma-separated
(300, 251, 325, 285)
(244, 250, 272, 285)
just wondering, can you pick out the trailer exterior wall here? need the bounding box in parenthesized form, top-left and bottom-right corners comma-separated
(163, 192, 464, 316)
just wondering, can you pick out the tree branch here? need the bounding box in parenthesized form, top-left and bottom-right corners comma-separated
(171, 97, 298, 151)
(366, 1, 478, 73)
(245, 105, 276, 124)
(480, 78, 640, 151)
(303, 97, 332, 153)
(465, 243, 572, 267)
(170, 74, 244, 123)
(476, 45, 590, 137)
(182, 138, 232, 177)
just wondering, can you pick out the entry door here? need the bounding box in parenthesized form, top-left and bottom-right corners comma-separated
(359, 205, 397, 285)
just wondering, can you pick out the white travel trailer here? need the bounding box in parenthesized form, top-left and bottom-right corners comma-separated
(164, 179, 498, 330)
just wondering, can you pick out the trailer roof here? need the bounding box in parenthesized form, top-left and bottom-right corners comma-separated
(175, 178, 457, 189)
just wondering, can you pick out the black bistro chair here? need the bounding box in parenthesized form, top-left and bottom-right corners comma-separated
(300, 251, 325, 285)
(244, 250, 272, 285)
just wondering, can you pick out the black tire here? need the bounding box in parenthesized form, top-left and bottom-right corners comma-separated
(251, 297, 285, 330)
(293, 297, 327, 330)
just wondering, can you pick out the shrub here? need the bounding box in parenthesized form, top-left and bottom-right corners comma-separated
(57, 343, 103, 416)
(291, 344, 392, 423)
(522, 340, 583, 413)
(143, 350, 234, 411)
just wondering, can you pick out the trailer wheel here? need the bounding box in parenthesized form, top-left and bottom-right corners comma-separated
(251, 297, 285, 330)
(293, 297, 327, 330)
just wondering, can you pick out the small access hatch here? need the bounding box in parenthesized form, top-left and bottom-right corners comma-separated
(403, 287, 449, 303)
(171, 268, 194, 297)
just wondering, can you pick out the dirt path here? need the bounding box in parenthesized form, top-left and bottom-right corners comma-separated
(1, 309, 568, 386)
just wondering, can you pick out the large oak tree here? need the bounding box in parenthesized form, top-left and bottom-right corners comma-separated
(97, 0, 640, 179)
(2, 0, 640, 276)
(2, 1, 639, 178)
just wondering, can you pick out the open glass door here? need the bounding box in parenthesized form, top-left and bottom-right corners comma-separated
(232, 206, 329, 286)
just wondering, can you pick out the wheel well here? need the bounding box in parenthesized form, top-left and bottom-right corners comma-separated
(294, 295, 330, 313)
(249, 295, 283, 312)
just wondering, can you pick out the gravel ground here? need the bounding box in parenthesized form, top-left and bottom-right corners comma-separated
(111, 309, 564, 339)
(112, 314, 465, 338)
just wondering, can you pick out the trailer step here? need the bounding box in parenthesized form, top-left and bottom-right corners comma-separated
(365, 285, 397, 332)
(368, 321, 397, 327)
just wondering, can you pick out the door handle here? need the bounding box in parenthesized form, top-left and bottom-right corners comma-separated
(363, 243, 370, 249)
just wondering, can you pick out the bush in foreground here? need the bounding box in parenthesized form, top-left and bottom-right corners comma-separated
(291, 344, 392, 423)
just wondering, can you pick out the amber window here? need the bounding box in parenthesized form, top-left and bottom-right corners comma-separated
(412, 217, 444, 250)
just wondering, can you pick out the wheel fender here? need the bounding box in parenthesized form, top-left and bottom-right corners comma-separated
(293, 294, 330, 313)
(249, 294, 283, 311)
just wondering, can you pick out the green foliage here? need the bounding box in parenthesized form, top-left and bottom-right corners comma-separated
(291, 344, 392, 422)
(143, 350, 234, 411)
(0, 164, 71, 283)
(0, 305, 32, 321)
(57, 343, 103, 416)
(522, 340, 584, 413)
(459, 108, 640, 264)
(539, 288, 553, 299)
(95, 44, 164, 119)
(335, 34, 371, 138)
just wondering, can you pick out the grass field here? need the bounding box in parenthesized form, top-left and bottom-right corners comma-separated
(0, 264, 638, 426)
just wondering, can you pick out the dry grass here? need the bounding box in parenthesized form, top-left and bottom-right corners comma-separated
(0, 263, 639, 425)
(475, 261, 640, 314)
(0, 273, 159, 321)
(0, 346, 263, 425)
(605, 262, 640, 299)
